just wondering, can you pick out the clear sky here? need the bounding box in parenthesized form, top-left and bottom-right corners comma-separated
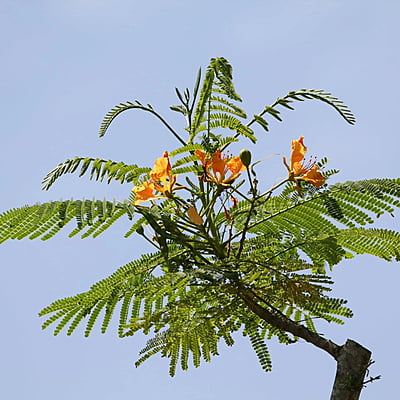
(1, 1, 399, 399)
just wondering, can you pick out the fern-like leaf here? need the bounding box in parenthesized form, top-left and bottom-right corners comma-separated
(42, 157, 150, 190)
(99, 100, 186, 145)
(0, 200, 126, 242)
(250, 89, 356, 129)
(247, 328, 273, 372)
(337, 228, 400, 261)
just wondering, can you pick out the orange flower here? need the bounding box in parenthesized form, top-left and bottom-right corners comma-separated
(150, 151, 177, 196)
(194, 149, 246, 186)
(132, 181, 161, 205)
(283, 136, 325, 193)
(132, 151, 183, 205)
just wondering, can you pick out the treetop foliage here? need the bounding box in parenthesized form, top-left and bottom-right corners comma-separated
(2, 57, 398, 376)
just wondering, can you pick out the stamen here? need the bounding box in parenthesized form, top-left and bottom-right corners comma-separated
(302, 156, 317, 172)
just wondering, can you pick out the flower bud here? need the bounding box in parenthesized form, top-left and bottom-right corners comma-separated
(187, 205, 204, 225)
(239, 149, 252, 167)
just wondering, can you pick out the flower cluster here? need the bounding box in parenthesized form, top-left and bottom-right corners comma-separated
(132, 137, 325, 205)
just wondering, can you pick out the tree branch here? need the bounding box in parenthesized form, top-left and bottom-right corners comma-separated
(239, 291, 341, 359)
(239, 291, 373, 400)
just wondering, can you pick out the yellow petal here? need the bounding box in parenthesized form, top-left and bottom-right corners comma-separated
(226, 156, 246, 174)
(290, 136, 307, 166)
(132, 181, 157, 204)
(150, 153, 171, 182)
(301, 166, 325, 187)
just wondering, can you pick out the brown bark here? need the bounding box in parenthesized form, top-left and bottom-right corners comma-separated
(240, 292, 372, 400)
(240, 292, 341, 358)
(330, 340, 371, 400)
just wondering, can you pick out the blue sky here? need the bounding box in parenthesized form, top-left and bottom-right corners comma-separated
(1, 1, 399, 399)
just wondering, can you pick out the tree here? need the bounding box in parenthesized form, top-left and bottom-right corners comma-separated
(1, 58, 399, 399)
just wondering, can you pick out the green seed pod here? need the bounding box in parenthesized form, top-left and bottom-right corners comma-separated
(239, 149, 252, 167)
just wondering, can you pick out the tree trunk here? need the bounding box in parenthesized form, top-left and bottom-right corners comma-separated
(240, 292, 372, 399)
(330, 339, 371, 400)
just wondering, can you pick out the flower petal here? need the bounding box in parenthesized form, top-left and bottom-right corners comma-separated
(151, 155, 170, 182)
(194, 150, 207, 166)
(211, 150, 227, 179)
(291, 136, 307, 167)
(226, 156, 246, 175)
(132, 181, 158, 204)
(301, 166, 326, 187)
